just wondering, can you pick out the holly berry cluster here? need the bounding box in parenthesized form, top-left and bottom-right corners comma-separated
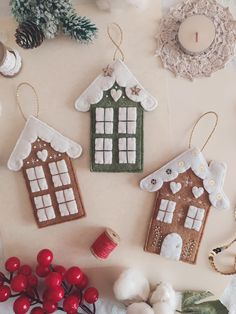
(0, 249, 99, 314)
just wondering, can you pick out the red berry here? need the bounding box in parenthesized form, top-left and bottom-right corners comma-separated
(30, 307, 44, 314)
(36, 264, 51, 278)
(27, 275, 38, 287)
(11, 274, 27, 292)
(5, 257, 20, 272)
(37, 249, 53, 267)
(43, 300, 57, 313)
(46, 286, 64, 302)
(65, 267, 83, 285)
(84, 287, 99, 304)
(0, 285, 11, 302)
(54, 265, 66, 277)
(76, 274, 88, 290)
(18, 265, 32, 276)
(13, 296, 30, 314)
(63, 295, 80, 313)
(45, 272, 62, 289)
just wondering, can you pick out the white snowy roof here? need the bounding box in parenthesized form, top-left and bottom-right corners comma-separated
(140, 148, 229, 210)
(8, 116, 82, 171)
(75, 59, 158, 112)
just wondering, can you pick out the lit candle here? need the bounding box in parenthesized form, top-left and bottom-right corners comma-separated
(178, 15, 216, 55)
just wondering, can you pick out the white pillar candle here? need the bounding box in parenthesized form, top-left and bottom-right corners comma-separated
(178, 15, 216, 55)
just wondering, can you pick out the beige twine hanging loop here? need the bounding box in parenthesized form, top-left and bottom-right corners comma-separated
(209, 237, 236, 275)
(107, 23, 125, 61)
(16, 82, 39, 121)
(189, 111, 219, 152)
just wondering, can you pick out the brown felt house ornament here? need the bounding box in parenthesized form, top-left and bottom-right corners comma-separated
(8, 116, 85, 228)
(140, 148, 229, 264)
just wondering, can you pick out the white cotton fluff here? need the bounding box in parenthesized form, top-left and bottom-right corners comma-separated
(150, 283, 177, 314)
(127, 302, 154, 314)
(95, 0, 149, 10)
(113, 269, 150, 303)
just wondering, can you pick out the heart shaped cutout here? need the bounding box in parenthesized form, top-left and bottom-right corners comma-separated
(37, 149, 48, 162)
(110, 89, 122, 102)
(192, 186, 204, 199)
(170, 182, 182, 194)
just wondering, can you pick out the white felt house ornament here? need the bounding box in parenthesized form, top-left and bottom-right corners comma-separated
(8, 116, 86, 228)
(75, 59, 157, 172)
(140, 147, 229, 264)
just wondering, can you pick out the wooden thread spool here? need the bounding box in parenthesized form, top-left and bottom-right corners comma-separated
(90, 228, 120, 260)
(0, 41, 22, 77)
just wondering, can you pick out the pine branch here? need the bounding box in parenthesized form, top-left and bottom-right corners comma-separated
(62, 14, 97, 43)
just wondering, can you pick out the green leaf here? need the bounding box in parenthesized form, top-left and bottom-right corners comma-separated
(181, 291, 228, 314)
(182, 291, 213, 307)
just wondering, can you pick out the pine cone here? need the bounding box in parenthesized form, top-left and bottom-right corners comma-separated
(15, 21, 45, 49)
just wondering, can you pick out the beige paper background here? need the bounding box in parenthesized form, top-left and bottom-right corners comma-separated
(0, 0, 235, 301)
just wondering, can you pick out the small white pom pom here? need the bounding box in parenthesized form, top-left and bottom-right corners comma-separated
(113, 269, 150, 303)
(127, 303, 154, 314)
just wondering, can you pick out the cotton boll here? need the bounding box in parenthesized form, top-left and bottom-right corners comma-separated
(126, 0, 149, 10)
(152, 302, 175, 314)
(127, 302, 154, 314)
(113, 269, 150, 303)
(150, 282, 176, 309)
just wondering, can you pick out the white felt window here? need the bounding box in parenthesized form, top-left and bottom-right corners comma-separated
(184, 206, 205, 232)
(49, 160, 71, 188)
(26, 166, 48, 193)
(96, 108, 114, 134)
(119, 138, 136, 164)
(55, 188, 78, 217)
(34, 194, 56, 222)
(95, 138, 113, 165)
(156, 199, 176, 224)
(118, 107, 137, 134)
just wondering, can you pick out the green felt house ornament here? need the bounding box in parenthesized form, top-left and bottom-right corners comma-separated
(75, 59, 158, 172)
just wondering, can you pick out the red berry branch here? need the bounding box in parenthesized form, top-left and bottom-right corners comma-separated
(0, 249, 99, 314)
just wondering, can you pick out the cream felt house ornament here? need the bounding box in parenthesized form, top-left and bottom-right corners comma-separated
(8, 83, 86, 228)
(140, 112, 230, 264)
(75, 24, 158, 172)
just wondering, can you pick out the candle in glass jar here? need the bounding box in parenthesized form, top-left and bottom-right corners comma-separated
(178, 15, 216, 55)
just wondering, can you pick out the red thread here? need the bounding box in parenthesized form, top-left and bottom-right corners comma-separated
(91, 229, 120, 260)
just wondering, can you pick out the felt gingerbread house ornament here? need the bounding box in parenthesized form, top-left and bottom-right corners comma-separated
(75, 25, 158, 172)
(8, 84, 85, 228)
(140, 113, 230, 264)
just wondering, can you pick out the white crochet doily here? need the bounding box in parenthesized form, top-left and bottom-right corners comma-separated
(157, 0, 236, 80)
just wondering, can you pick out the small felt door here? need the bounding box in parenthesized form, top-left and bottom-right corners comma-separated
(160, 233, 183, 261)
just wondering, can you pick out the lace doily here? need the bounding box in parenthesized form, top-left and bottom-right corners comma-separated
(157, 0, 236, 80)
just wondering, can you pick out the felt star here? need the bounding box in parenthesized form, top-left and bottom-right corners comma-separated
(131, 85, 141, 95)
(103, 65, 114, 77)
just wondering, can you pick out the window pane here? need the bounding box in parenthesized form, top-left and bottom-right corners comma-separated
(30, 180, 40, 193)
(105, 108, 114, 121)
(38, 179, 48, 190)
(26, 168, 36, 180)
(95, 152, 104, 164)
(96, 108, 105, 121)
(105, 122, 113, 134)
(49, 162, 58, 175)
(128, 108, 137, 120)
(35, 166, 45, 179)
(59, 204, 70, 216)
(52, 175, 63, 187)
(57, 160, 68, 173)
(96, 122, 104, 134)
